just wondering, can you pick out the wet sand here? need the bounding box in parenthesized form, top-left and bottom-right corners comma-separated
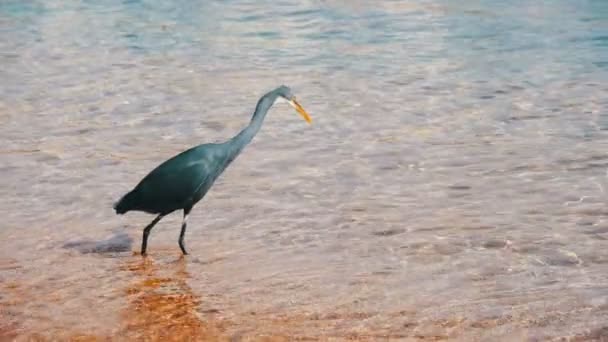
(3, 248, 608, 341)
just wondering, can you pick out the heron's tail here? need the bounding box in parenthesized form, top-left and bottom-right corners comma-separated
(114, 190, 136, 215)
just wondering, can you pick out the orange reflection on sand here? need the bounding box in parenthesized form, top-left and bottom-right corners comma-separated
(119, 256, 227, 341)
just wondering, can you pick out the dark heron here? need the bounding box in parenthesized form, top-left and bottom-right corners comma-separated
(114, 85, 312, 255)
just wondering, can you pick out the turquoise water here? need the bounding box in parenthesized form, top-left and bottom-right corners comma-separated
(1, 1, 608, 340)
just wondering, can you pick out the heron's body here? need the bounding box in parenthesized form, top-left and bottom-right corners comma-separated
(115, 143, 229, 215)
(114, 85, 311, 255)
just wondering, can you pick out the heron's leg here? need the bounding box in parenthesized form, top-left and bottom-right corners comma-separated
(141, 214, 164, 256)
(179, 207, 192, 255)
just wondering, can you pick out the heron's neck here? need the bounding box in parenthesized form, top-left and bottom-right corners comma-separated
(229, 93, 276, 153)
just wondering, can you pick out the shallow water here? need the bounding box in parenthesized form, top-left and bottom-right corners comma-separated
(1, 0, 608, 340)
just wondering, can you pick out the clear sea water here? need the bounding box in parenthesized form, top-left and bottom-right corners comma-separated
(1, 0, 608, 340)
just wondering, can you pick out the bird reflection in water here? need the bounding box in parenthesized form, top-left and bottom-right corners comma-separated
(119, 256, 225, 341)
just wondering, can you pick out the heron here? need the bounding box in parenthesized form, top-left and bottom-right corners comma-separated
(113, 85, 312, 256)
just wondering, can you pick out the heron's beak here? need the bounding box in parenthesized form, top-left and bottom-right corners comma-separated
(289, 98, 312, 124)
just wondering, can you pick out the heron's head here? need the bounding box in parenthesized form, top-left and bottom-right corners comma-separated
(273, 85, 312, 124)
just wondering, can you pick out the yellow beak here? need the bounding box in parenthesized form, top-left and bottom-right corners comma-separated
(289, 98, 312, 124)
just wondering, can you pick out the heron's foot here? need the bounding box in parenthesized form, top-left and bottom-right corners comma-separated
(179, 244, 188, 255)
(179, 239, 188, 255)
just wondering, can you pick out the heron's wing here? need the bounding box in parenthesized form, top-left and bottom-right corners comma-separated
(132, 145, 221, 212)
